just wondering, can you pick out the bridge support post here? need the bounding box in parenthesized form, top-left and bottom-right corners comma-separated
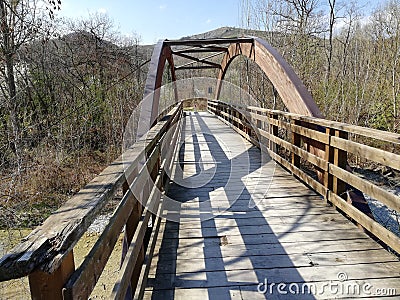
(324, 128, 334, 201)
(215, 102, 220, 118)
(332, 130, 348, 198)
(269, 113, 278, 154)
(28, 250, 75, 300)
(255, 109, 262, 135)
(244, 107, 251, 136)
(228, 105, 233, 126)
(325, 128, 348, 205)
(291, 120, 301, 168)
(121, 173, 144, 298)
(235, 108, 241, 130)
(238, 108, 244, 132)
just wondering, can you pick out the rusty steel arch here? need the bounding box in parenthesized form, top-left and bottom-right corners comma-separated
(143, 37, 324, 126)
(216, 37, 323, 118)
(140, 41, 177, 136)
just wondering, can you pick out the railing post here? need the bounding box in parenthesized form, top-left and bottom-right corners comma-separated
(144, 146, 161, 249)
(245, 108, 251, 135)
(29, 250, 75, 300)
(324, 128, 334, 198)
(238, 108, 243, 132)
(291, 119, 301, 168)
(325, 128, 348, 205)
(121, 170, 144, 298)
(268, 112, 278, 154)
(228, 106, 232, 125)
(256, 109, 262, 131)
(234, 108, 239, 129)
(333, 130, 348, 199)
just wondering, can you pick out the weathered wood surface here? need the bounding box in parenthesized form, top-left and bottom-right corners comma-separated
(144, 112, 400, 300)
(246, 105, 400, 145)
(330, 136, 400, 171)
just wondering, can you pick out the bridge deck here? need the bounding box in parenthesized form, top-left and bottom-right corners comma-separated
(144, 112, 400, 299)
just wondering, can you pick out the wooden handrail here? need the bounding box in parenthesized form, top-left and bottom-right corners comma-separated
(0, 102, 183, 299)
(208, 100, 400, 254)
(245, 105, 400, 145)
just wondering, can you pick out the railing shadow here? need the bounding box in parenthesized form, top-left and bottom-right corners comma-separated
(147, 112, 318, 299)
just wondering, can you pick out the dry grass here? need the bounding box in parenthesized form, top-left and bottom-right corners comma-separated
(0, 148, 118, 229)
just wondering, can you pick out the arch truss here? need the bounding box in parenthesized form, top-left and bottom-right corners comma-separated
(143, 36, 323, 125)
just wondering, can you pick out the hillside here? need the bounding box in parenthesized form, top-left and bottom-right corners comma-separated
(178, 26, 268, 40)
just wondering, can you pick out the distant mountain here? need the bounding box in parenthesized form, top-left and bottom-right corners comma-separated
(140, 27, 270, 47)
(178, 26, 269, 40)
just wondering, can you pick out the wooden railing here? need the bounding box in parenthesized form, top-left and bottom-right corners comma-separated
(208, 100, 400, 254)
(0, 102, 183, 299)
(1, 98, 399, 299)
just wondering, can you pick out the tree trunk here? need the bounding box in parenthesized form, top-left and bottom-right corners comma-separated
(0, 0, 21, 169)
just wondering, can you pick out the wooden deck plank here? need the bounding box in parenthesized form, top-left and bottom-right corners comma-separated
(149, 249, 398, 275)
(151, 239, 385, 259)
(145, 112, 400, 300)
(168, 213, 345, 227)
(153, 230, 373, 249)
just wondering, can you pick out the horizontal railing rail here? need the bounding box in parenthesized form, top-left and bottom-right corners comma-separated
(0, 102, 183, 299)
(208, 99, 400, 254)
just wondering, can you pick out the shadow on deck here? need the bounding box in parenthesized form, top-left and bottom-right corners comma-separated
(144, 112, 400, 300)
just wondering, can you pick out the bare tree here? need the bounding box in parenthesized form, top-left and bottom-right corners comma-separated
(326, 0, 345, 80)
(0, 0, 58, 170)
(368, 0, 400, 130)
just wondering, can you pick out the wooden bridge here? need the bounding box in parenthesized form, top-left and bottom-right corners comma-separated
(1, 37, 400, 299)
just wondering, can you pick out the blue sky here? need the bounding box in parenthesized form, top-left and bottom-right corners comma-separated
(58, 0, 385, 45)
(58, 0, 241, 44)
